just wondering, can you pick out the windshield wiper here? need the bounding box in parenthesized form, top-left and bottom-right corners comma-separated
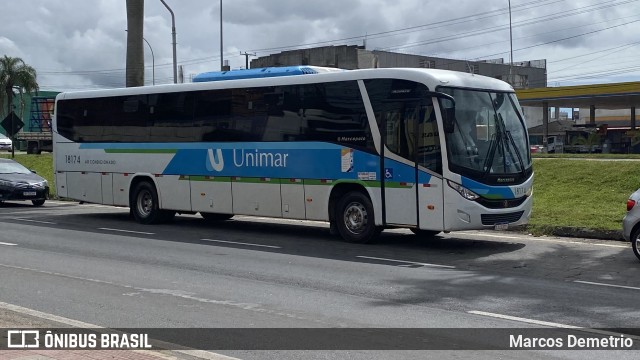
(498, 114, 526, 177)
(482, 131, 500, 177)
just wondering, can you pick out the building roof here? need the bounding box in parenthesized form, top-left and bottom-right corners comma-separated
(517, 82, 640, 109)
(528, 120, 577, 136)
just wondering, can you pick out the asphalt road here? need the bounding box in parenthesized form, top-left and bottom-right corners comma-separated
(1, 200, 640, 359)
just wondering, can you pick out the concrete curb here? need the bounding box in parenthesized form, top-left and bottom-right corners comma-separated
(511, 225, 625, 242)
(546, 227, 624, 241)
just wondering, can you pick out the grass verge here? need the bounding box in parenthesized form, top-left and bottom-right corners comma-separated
(529, 158, 640, 233)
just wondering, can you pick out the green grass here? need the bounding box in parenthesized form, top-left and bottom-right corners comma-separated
(1, 153, 638, 234)
(0, 153, 56, 197)
(533, 153, 640, 159)
(529, 158, 640, 232)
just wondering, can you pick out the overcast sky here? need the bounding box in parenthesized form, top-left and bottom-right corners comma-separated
(1, 0, 639, 91)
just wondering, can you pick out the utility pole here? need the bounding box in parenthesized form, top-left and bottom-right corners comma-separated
(240, 51, 256, 69)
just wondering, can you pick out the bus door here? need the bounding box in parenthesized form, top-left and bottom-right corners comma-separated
(381, 99, 444, 230)
(416, 101, 444, 231)
(381, 103, 419, 226)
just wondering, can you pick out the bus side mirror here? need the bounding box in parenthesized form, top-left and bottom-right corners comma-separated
(440, 98, 456, 133)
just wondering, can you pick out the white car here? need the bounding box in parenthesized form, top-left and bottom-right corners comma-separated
(0, 134, 12, 151)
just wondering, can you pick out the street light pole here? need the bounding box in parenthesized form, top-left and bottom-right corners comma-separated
(159, 0, 177, 84)
(508, 0, 514, 86)
(143, 37, 155, 85)
(126, 30, 155, 85)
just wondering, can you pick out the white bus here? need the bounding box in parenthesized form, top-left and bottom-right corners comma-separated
(53, 66, 533, 243)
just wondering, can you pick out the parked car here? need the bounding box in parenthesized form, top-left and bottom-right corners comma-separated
(623, 189, 640, 261)
(0, 159, 49, 206)
(0, 134, 11, 152)
(530, 144, 544, 153)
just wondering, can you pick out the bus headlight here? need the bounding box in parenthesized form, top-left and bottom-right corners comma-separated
(447, 180, 480, 201)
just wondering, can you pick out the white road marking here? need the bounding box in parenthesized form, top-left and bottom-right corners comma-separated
(200, 238, 281, 249)
(356, 255, 455, 269)
(0, 242, 17, 246)
(574, 280, 640, 291)
(460, 232, 628, 248)
(0, 290, 242, 359)
(469, 310, 580, 328)
(468, 310, 640, 340)
(0, 262, 324, 324)
(99, 227, 155, 235)
(12, 217, 57, 224)
(526, 237, 627, 248)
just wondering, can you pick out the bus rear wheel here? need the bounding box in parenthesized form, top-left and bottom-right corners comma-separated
(131, 181, 174, 224)
(336, 191, 379, 243)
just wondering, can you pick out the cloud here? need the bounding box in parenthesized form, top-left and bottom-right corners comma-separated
(1, 0, 639, 90)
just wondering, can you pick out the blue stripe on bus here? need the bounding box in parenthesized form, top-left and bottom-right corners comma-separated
(461, 177, 515, 199)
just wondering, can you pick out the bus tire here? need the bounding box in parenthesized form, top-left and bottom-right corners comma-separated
(201, 212, 233, 221)
(336, 191, 378, 243)
(410, 229, 440, 238)
(131, 181, 170, 224)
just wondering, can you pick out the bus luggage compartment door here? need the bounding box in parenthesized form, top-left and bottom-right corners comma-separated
(66, 172, 102, 204)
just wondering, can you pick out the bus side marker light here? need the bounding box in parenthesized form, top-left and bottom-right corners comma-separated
(427, 205, 435, 210)
(306, 198, 313, 203)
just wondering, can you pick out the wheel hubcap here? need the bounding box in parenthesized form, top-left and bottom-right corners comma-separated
(137, 190, 153, 217)
(344, 202, 368, 234)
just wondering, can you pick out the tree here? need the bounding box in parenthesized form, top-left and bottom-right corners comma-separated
(0, 55, 39, 157)
(126, 0, 145, 87)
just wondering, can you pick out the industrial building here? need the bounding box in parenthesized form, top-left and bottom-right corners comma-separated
(250, 45, 548, 90)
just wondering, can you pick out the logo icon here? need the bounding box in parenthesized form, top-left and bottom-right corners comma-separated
(7, 330, 40, 348)
(385, 168, 394, 179)
(207, 149, 224, 172)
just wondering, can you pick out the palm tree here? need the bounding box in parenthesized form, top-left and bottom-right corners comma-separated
(126, 0, 145, 87)
(0, 55, 39, 157)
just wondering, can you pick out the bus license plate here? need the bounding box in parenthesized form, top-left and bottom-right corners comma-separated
(23, 191, 36, 197)
(495, 223, 509, 231)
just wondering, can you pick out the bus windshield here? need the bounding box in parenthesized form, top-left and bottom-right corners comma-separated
(441, 87, 531, 184)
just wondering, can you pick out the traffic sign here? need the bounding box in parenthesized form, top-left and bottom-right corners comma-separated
(1, 112, 24, 137)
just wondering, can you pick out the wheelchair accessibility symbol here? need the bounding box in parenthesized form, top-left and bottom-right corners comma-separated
(384, 168, 393, 179)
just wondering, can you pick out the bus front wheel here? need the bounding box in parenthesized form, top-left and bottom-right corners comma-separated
(336, 191, 379, 243)
(131, 181, 174, 224)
